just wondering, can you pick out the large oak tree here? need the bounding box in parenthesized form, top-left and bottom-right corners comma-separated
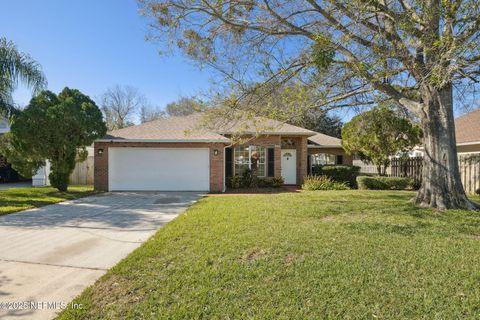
(139, 0, 480, 209)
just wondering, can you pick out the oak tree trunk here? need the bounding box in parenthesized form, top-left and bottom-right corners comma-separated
(414, 84, 478, 210)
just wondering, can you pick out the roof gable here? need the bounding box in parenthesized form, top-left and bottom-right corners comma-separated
(104, 115, 229, 142)
(307, 132, 342, 147)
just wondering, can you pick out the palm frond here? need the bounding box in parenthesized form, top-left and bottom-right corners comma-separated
(0, 37, 47, 118)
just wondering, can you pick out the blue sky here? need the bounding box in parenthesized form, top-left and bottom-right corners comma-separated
(1, 0, 359, 122)
(1, 0, 211, 109)
(3, 1, 472, 122)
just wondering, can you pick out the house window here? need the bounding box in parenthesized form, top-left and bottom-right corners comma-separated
(311, 153, 337, 166)
(234, 145, 266, 177)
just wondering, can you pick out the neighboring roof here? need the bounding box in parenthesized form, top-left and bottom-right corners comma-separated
(455, 108, 480, 144)
(103, 115, 229, 142)
(307, 132, 342, 147)
(101, 114, 316, 142)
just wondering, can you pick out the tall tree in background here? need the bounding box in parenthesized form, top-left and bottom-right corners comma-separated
(139, 104, 165, 123)
(302, 113, 343, 138)
(342, 105, 422, 175)
(250, 82, 344, 137)
(0, 37, 46, 117)
(165, 96, 205, 116)
(140, 0, 480, 209)
(99, 85, 147, 130)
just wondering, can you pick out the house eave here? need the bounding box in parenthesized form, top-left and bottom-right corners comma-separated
(217, 131, 316, 137)
(96, 138, 230, 143)
(307, 144, 343, 149)
(457, 141, 480, 146)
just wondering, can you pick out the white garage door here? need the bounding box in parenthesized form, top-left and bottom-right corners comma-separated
(108, 148, 210, 191)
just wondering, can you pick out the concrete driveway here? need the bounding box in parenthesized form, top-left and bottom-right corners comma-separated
(0, 192, 203, 320)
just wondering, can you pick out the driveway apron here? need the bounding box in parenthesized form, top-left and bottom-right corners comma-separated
(0, 192, 203, 319)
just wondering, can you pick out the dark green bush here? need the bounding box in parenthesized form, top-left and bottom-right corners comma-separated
(241, 169, 256, 188)
(302, 175, 350, 191)
(227, 174, 284, 189)
(226, 176, 243, 189)
(311, 165, 360, 188)
(356, 176, 414, 190)
(257, 176, 284, 188)
(476, 188, 480, 195)
(270, 176, 284, 188)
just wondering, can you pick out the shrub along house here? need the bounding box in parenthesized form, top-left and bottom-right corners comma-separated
(94, 114, 351, 192)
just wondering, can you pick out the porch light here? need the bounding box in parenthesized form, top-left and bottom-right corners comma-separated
(97, 148, 104, 156)
(214, 149, 219, 156)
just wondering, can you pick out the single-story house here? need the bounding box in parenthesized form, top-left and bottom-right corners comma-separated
(455, 108, 480, 154)
(94, 115, 351, 192)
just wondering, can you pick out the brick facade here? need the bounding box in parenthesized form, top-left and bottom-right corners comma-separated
(94, 135, 318, 192)
(94, 141, 227, 192)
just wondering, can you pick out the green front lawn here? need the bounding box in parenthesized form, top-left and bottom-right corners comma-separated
(0, 185, 96, 215)
(59, 191, 480, 319)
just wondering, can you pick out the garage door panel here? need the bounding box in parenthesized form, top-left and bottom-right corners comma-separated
(108, 148, 210, 191)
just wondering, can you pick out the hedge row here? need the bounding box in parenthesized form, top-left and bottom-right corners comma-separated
(311, 165, 360, 188)
(356, 176, 415, 190)
(227, 175, 284, 189)
(302, 175, 349, 191)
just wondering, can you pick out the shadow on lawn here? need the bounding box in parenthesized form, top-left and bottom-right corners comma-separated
(0, 190, 96, 214)
(215, 185, 301, 196)
(342, 195, 480, 237)
(0, 192, 203, 230)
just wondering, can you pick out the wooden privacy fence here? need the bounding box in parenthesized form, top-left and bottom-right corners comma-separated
(459, 154, 480, 195)
(69, 156, 94, 185)
(356, 154, 480, 194)
(390, 157, 423, 183)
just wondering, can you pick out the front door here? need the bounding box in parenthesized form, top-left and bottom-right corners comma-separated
(281, 149, 297, 184)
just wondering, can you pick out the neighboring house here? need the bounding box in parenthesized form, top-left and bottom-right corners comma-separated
(455, 108, 480, 154)
(405, 108, 480, 157)
(354, 108, 480, 175)
(94, 115, 351, 192)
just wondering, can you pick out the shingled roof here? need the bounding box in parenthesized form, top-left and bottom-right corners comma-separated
(307, 133, 342, 147)
(215, 117, 316, 136)
(102, 114, 315, 142)
(455, 108, 480, 144)
(104, 115, 229, 142)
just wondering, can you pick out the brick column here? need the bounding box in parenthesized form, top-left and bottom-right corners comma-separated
(94, 142, 108, 191)
(209, 143, 225, 192)
(298, 136, 308, 184)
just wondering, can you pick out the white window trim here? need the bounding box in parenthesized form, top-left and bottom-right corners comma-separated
(234, 145, 267, 177)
